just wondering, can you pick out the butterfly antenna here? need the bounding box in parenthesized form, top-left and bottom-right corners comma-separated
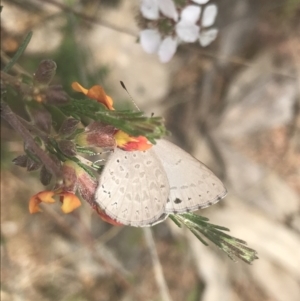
(120, 81, 140, 112)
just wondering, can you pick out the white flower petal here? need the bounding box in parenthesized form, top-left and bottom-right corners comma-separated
(158, 0, 178, 21)
(181, 5, 201, 24)
(199, 28, 218, 47)
(140, 0, 159, 20)
(202, 4, 218, 27)
(192, 0, 210, 4)
(176, 20, 200, 43)
(140, 29, 162, 53)
(158, 36, 178, 63)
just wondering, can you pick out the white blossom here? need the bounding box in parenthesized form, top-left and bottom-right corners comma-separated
(181, 5, 201, 24)
(140, 0, 178, 21)
(158, 0, 178, 21)
(202, 4, 218, 27)
(140, 0, 159, 20)
(192, 0, 210, 4)
(176, 5, 201, 43)
(140, 29, 161, 53)
(199, 28, 218, 46)
(176, 21, 200, 43)
(139, 0, 219, 63)
(158, 36, 178, 63)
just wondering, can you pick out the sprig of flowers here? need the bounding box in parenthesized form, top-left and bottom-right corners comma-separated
(138, 0, 219, 62)
(1, 32, 167, 222)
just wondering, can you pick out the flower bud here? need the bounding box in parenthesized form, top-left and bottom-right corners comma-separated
(45, 85, 69, 105)
(27, 105, 52, 133)
(27, 158, 42, 171)
(59, 118, 80, 137)
(33, 59, 57, 86)
(40, 165, 53, 186)
(58, 140, 77, 157)
(48, 154, 62, 171)
(75, 123, 116, 148)
(62, 161, 79, 192)
(12, 155, 28, 167)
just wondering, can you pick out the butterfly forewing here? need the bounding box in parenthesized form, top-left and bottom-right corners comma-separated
(152, 140, 227, 213)
(95, 147, 169, 227)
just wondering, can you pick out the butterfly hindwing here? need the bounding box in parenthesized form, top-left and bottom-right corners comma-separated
(95, 147, 169, 227)
(95, 139, 226, 226)
(152, 140, 227, 214)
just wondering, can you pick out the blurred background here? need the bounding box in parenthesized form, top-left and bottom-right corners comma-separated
(1, 0, 300, 301)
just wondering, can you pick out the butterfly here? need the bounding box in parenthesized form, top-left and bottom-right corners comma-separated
(94, 139, 227, 227)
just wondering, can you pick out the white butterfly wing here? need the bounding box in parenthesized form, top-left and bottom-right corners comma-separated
(153, 140, 227, 213)
(95, 147, 169, 227)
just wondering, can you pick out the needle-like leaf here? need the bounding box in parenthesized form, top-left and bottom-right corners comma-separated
(170, 213, 258, 264)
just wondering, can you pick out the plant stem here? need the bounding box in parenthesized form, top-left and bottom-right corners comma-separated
(1, 101, 61, 178)
(1, 71, 32, 96)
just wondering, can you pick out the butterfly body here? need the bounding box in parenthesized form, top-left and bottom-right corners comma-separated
(95, 140, 227, 227)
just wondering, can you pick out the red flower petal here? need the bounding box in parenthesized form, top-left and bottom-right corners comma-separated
(114, 130, 152, 151)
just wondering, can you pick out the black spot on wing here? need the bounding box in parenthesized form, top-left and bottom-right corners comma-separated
(174, 198, 182, 204)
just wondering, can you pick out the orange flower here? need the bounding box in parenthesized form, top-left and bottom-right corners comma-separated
(72, 82, 114, 110)
(72, 82, 153, 152)
(58, 191, 82, 213)
(29, 190, 56, 213)
(114, 130, 152, 151)
(29, 189, 81, 214)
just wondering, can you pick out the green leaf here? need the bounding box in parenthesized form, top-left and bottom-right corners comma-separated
(170, 213, 258, 264)
(75, 147, 100, 156)
(169, 214, 182, 228)
(59, 98, 167, 141)
(3, 31, 33, 72)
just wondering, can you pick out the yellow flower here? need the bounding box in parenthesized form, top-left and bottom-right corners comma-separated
(29, 189, 81, 214)
(29, 190, 56, 213)
(58, 191, 82, 214)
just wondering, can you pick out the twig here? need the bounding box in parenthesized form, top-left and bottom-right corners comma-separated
(1, 102, 61, 178)
(17, 116, 50, 143)
(143, 228, 173, 301)
(1, 71, 32, 96)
